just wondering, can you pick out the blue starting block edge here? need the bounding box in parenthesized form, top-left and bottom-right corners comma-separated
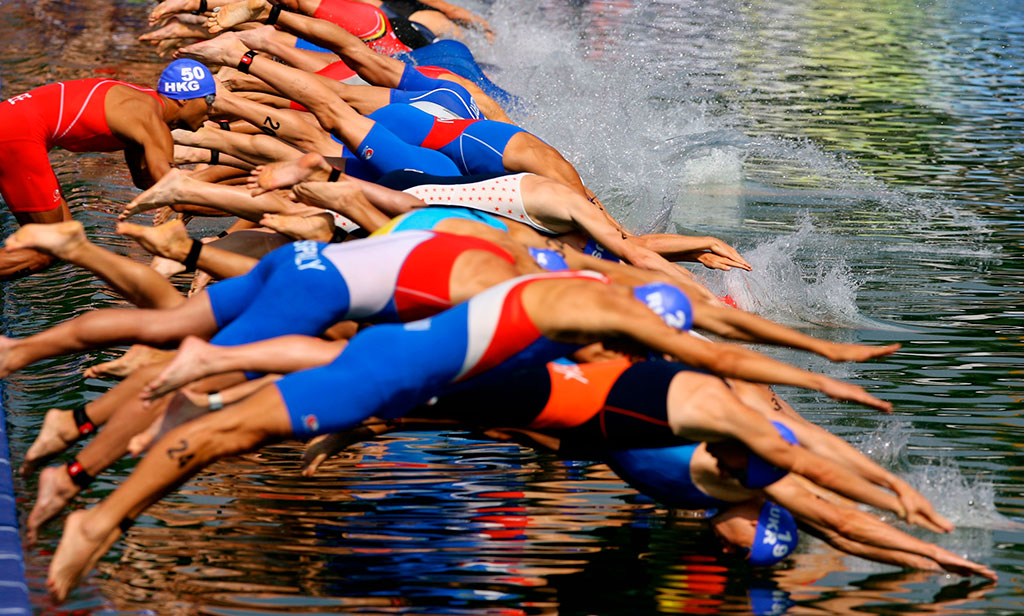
(0, 385, 30, 614)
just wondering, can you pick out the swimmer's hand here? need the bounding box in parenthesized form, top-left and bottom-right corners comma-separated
(695, 252, 750, 272)
(818, 378, 893, 413)
(823, 342, 902, 363)
(442, 5, 495, 42)
(703, 238, 752, 271)
(891, 478, 955, 534)
(930, 550, 998, 581)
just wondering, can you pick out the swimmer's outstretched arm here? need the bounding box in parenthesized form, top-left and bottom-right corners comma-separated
(627, 233, 752, 271)
(564, 286, 894, 412)
(767, 413, 950, 533)
(766, 476, 996, 579)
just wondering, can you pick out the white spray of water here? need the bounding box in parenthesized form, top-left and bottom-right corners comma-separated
(477, 0, 994, 254)
(854, 423, 1013, 531)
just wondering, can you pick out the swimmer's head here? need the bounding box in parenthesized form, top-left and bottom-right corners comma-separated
(710, 500, 799, 567)
(632, 282, 693, 331)
(158, 59, 217, 101)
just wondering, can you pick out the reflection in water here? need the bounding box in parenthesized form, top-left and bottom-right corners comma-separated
(3, 0, 1024, 613)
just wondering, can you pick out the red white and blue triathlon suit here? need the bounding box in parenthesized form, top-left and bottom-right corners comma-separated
(277, 271, 610, 436)
(206, 231, 513, 349)
(0, 79, 161, 213)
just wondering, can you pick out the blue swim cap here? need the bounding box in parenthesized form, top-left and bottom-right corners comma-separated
(749, 501, 799, 566)
(633, 282, 694, 331)
(743, 421, 799, 489)
(528, 247, 569, 271)
(158, 59, 216, 100)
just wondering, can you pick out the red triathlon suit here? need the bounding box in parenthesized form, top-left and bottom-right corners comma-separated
(0, 79, 162, 213)
(312, 0, 412, 55)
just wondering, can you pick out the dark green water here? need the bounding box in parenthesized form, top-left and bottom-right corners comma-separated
(1, 0, 1022, 613)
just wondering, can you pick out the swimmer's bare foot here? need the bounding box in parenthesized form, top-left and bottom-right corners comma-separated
(291, 181, 365, 214)
(4, 221, 87, 260)
(824, 342, 902, 363)
(206, 0, 272, 34)
(260, 213, 333, 241)
(156, 37, 187, 57)
(0, 336, 17, 379)
(48, 509, 124, 602)
(214, 65, 262, 92)
(85, 345, 174, 379)
(151, 255, 186, 278)
(143, 336, 216, 400)
(189, 270, 213, 296)
(127, 411, 166, 456)
(153, 206, 179, 227)
(150, 0, 203, 26)
(20, 409, 80, 477)
(234, 23, 277, 50)
(118, 219, 193, 262)
(129, 393, 207, 455)
(121, 169, 191, 220)
(27, 465, 80, 545)
(247, 152, 332, 195)
(139, 17, 210, 42)
(172, 126, 213, 148)
(176, 31, 250, 67)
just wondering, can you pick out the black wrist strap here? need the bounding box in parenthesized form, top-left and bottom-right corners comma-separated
(72, 405, 95, 437)
(237, 50, 258, 74)
(330, 225, 348, 243)
(67, 460, 95, 489)
(327, 167, 341, 182)
(218, 120, 231, 131)
(193, 0, 208, 13)
(182, 239, 203, 273)
(266, 4, 283, 24)
(209, 149, 220, 165)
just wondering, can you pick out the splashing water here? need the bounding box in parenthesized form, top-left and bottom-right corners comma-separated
(854, 424, 1013, 530)
(696, 216, 880, 328)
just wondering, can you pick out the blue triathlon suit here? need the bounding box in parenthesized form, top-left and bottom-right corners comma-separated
(369, 103, 525, 175)
(605, 421, 800, 509)
(293, 38, 521, 111)
(276, 272, 606, 437)
(329, 121, 460, 180)
(207, 241, 351, 348)
(389, 65, 481, 120)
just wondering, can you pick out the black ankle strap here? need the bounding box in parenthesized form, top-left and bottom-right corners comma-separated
(182, 239, 203, 273)
(237, 50, 258, 74)
(266, 4, 283, 24)
(67, 460, 95, 489)
(72, 405, 95, 437)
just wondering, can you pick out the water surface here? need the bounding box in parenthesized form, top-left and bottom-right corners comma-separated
(1, 0, 1022, 613)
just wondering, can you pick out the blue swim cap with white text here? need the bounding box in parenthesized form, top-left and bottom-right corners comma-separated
(158, 59, 216, 100)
